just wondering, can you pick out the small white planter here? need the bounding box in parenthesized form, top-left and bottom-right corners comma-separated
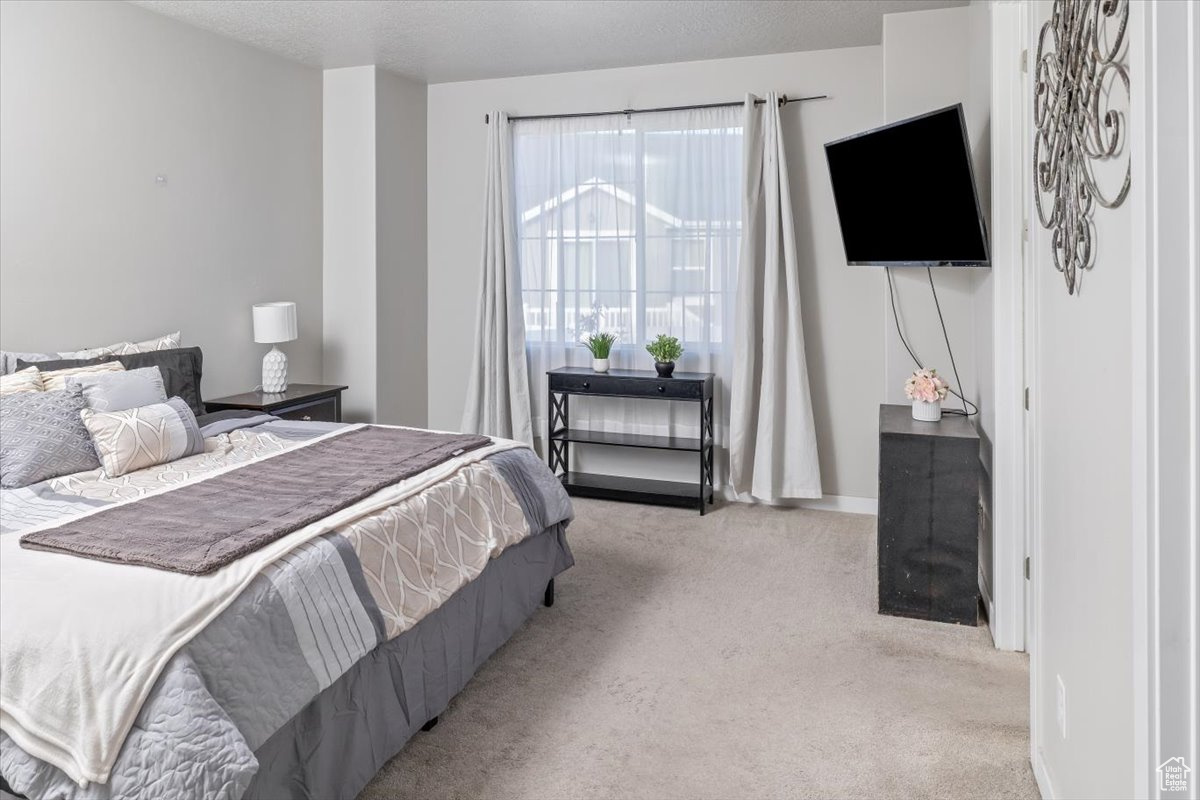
(911, 399, 942, 422)
(592, 357, 610, 373)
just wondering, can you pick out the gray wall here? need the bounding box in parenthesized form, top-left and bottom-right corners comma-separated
(0, 0, 323, 400)
(375, 70, 429, 427)
(426, 48, 886, 499)
(1029, 0, 1135, 791)
(321, 65, 429, 425)
(880, 4, 997, 617)
(322, 66, 378, 421)
(880, 6, 991, 423)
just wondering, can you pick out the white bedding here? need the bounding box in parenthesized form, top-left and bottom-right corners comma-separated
(0, 424, 523, 787)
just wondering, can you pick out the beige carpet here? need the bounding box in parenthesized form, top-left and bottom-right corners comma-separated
(360, 499, 1038, 800)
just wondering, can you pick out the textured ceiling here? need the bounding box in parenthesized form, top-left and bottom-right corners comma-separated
(129, 0, 968, 84)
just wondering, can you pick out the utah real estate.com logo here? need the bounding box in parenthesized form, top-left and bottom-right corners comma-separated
(1158, 757, 1190, 793)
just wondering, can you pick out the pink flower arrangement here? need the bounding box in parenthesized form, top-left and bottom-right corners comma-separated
(905, 368, 949, 403)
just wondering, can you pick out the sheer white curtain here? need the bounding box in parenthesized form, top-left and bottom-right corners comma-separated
(513, 107, 743, 483)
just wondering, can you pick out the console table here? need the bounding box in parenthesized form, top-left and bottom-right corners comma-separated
(877, 404, 980, 625)
(546, 367, 714, 515)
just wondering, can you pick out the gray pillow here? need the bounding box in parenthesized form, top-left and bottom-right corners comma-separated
(0, 351, 55, 376)
(68, 366, 168, 412)
(1, 332, 180, 375)
(20, 347, 204, 415)
(0, 389, 100, 488)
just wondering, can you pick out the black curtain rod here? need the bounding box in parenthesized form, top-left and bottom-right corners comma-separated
(484, 93, 828, 124)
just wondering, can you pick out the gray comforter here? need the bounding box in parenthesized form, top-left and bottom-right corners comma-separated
(0, 418, 572, 800)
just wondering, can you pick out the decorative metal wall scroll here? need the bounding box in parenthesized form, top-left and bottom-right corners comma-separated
(1033, 0, 1130, 295)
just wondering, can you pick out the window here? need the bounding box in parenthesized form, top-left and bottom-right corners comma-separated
(513, 112, 743, 354)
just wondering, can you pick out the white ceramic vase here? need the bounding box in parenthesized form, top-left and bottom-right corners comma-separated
(592, 357, 610, 373)
(911, 398, 942, 422)
(262, 345, 289, 393)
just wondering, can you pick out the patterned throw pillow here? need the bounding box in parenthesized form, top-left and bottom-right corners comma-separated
(81, 397, 204, 478)
(0, 389, 101, 488)
(0, 366, 44, 396)
(68, 366, 167, 412)
(40, 361, 125, 392)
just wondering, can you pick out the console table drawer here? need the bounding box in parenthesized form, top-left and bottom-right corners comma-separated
(549, 372, 704, 400)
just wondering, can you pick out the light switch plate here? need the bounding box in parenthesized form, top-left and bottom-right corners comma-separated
(1055, 674, 1067, 739)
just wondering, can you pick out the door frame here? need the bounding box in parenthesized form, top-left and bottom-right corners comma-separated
(1130, 1, 1199, 797)
(991, 0, 1048, 791)
(989, 0, 1031, 656)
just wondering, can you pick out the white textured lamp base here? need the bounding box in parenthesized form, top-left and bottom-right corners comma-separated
(262, 346, 288, 393)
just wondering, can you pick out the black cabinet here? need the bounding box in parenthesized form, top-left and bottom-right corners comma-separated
(547, 367, 714, 514)
(877, 404, 980, 625)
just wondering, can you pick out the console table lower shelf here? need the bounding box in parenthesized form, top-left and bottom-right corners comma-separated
(559, 471, 712, 509)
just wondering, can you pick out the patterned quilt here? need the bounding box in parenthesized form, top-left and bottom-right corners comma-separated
(0, 418, 572, 800)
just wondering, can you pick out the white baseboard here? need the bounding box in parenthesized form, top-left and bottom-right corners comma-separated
(979, 566, 995, 629)
(1032, 746, 1055, 799)
(719, 491, 879, 515)
(796, 495, 879, 515)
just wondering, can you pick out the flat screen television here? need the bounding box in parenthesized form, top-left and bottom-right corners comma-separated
(824, 104, 990, 266)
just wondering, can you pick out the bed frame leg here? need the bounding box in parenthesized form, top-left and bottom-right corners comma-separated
(544, 578, 555, 608)
(420, 716, 439, 732)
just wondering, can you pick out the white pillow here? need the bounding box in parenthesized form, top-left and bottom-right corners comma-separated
(67, 366, 167, 412)
(1, 332, 181, 375)
(65, 331, 181, 360)
(0, 366, 44, 396)
(40, 361, 125, 392)
(0, 352, 54, 376)
(81, 397, 204, 478)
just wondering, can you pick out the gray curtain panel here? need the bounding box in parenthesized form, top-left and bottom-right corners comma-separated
(729, 93, 822, 501)
(460, 111, 534, 446)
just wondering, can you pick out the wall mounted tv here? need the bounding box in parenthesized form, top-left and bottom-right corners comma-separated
(824, 104, 990, 267)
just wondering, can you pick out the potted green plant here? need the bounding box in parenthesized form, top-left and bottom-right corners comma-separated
(583, 332, 617, 373)
(645, 334, 683, 377)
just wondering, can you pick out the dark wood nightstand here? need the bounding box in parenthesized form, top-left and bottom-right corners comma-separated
(204, 384, 347, 423)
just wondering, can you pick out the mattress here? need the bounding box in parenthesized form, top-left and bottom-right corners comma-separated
(0, 417, 573, 799)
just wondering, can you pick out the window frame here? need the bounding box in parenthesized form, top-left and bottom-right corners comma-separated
(515, 123, 741, 353)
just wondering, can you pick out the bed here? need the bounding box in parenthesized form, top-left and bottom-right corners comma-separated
(0, 411, 574, 800)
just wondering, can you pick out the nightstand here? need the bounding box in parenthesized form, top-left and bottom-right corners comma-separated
(205, 384, 348, 423)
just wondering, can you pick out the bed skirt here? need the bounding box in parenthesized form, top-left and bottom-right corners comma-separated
(242, 523, 574, 800)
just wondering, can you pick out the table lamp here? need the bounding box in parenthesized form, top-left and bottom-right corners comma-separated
(252, 302, 297, 393)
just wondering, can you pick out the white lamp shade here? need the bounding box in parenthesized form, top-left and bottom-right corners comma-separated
(252, 302, 298, 344)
